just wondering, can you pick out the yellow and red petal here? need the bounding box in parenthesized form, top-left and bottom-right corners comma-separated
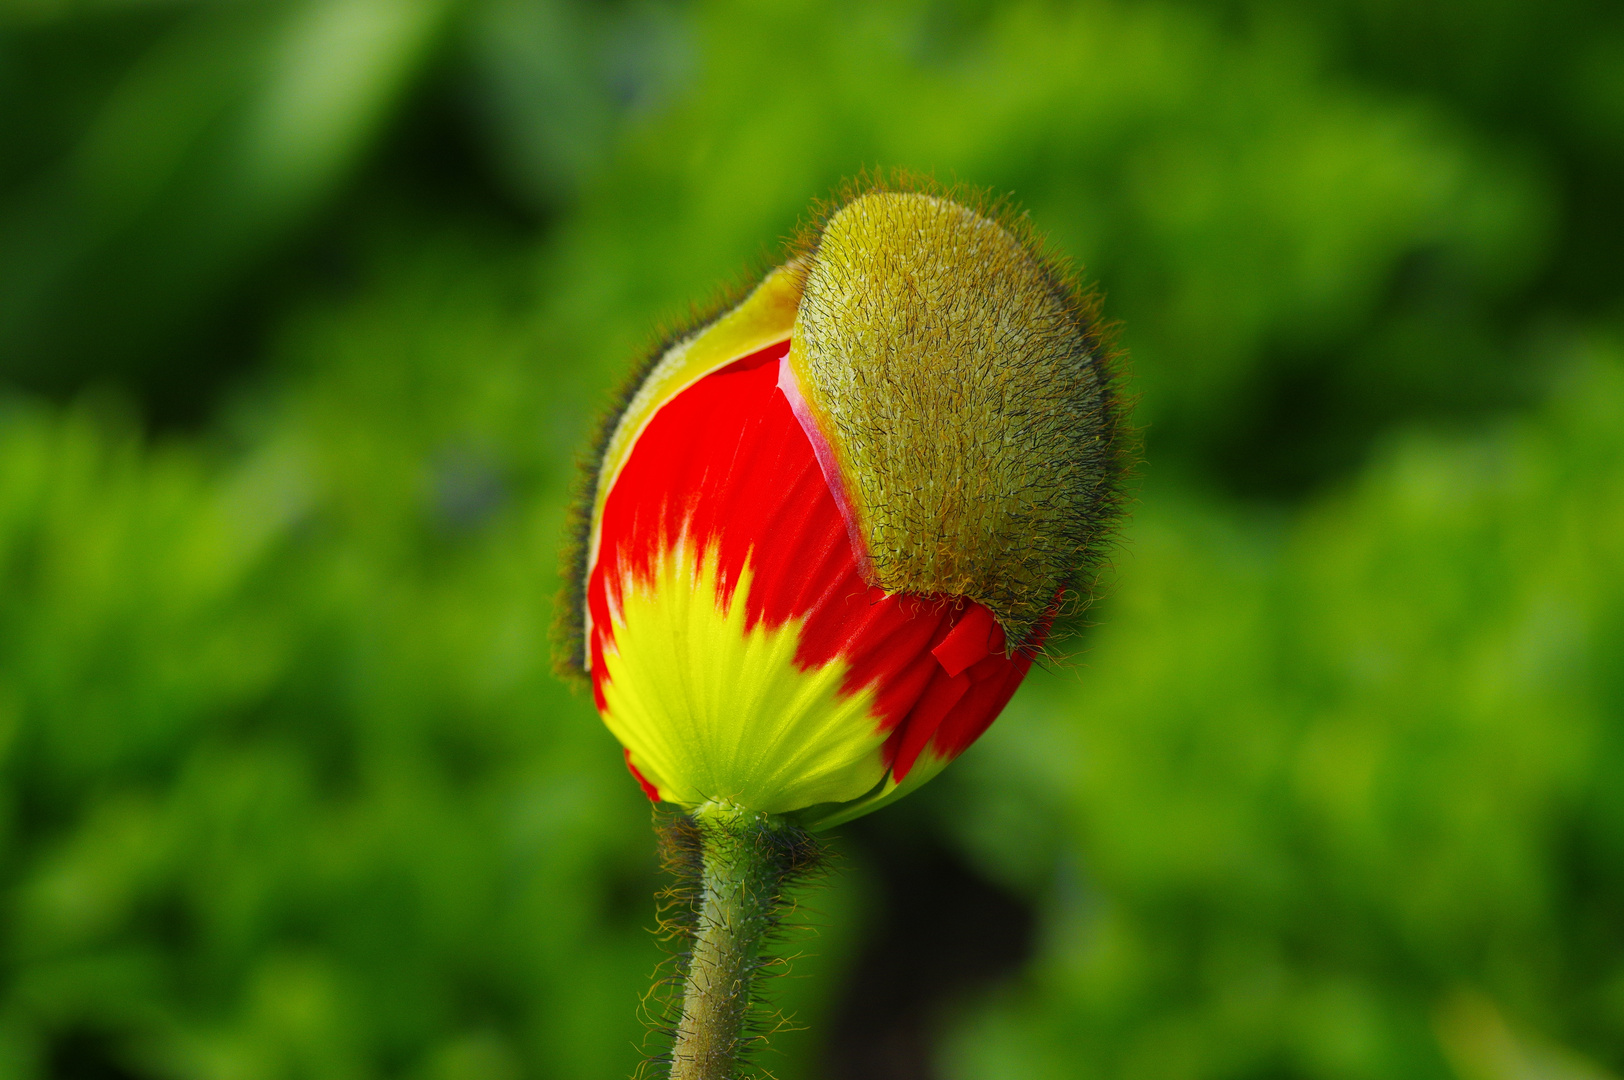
(585, 296, 1036, 821)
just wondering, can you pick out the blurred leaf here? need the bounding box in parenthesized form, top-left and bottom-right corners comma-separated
(1437, 992, 1618, 1080)
(0, 0, 457, 399)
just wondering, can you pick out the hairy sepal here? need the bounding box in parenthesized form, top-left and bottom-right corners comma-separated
(787, 171, 1132, 655)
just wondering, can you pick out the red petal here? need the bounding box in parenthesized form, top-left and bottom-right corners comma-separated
(891, 669, 970, 781)
(624, 749, 661, 802)
(931, 602, 1000, 677)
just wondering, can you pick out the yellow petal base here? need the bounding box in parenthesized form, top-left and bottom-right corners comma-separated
(598, 537, 891, 814)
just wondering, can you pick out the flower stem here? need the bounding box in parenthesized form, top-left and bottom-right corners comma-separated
(668, 803, 811, 1080)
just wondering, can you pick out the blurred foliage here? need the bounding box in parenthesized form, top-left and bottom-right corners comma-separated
(942, 348, 1624, 1078)
(0, 0, 1620, 1078)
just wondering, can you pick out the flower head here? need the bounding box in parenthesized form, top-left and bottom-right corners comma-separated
(556, 181, 1128, 828)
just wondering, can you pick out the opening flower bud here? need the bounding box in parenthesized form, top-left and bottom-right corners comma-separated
(556, 184, 1127, 829)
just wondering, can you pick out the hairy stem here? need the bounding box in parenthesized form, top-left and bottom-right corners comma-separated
(668, 803, 806, 1080)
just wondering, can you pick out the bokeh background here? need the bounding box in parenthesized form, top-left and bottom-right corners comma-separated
(4, 0, 1623, 1077)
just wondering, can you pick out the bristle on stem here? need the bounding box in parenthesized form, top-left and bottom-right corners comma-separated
(656, 803, 820, 1080)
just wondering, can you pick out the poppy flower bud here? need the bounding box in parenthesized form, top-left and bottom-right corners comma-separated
(557, 185, 1126, 829)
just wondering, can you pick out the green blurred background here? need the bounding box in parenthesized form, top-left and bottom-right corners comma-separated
(3, 0, 1622, 1077)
